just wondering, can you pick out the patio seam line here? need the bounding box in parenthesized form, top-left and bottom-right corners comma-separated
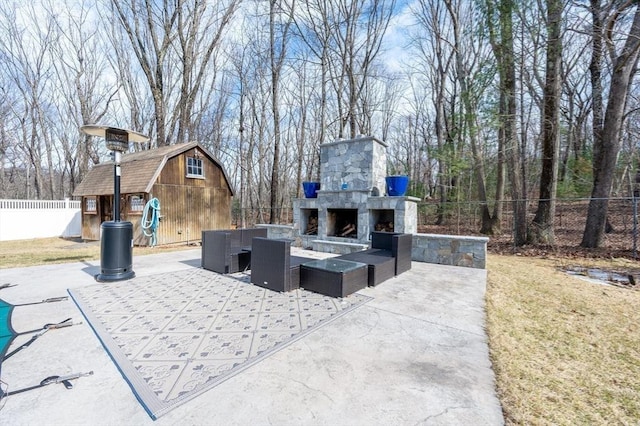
(360, 304, 488, 338)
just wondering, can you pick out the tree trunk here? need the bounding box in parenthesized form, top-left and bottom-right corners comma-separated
(486, 0, 526, 244)
(529, 0, 563, 245)
(435, 80, 448, 226)
(268, 0, 294, 224)
(582, 4, 640, 247)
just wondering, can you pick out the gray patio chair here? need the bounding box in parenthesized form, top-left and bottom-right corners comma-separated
(250, 237, 314, 292)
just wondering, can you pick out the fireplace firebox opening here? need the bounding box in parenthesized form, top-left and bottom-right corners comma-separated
(301, 208, 319, 235)
(327, 208, 358, 238)
(371, 209, 395, 233)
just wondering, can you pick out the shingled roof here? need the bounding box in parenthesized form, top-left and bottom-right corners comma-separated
(73, 142, 233, 196)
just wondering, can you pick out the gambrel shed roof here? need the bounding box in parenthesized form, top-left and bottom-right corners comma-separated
(73, 142, 234, 196)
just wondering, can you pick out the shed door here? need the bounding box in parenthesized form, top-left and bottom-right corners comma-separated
(150, 185, 228, 245)
(100, 196, 112, 222)
(187, 186, 208, 240)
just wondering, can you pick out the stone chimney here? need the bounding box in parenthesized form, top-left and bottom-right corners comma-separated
(319, 136, 387, 193)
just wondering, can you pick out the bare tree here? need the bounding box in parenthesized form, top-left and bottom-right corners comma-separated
(229, 7, 274, 224)
(174, 0, 240, 144)
(404, 76, 439, 199)
(108, 21, 157, 141)
(108, 0, 176, 146)
(268, 0, 295, 223)
(0, 3, 58, 199)
(485, 0, 527, 245)
(47, 0, 116, 192)
(558, 39, 591, 188)
(445, 0, 499, 234)
(554, 5, 593, 191)
(0, 102, 9, 198)
(287, 55, 316, 197)
(582, 1, 640, 247)
(320, 0, 396, 138)
(529, 0, 563, 245)
(109, 0, 240, 147)
(292, 0, 333, 173)
(411, 0, 458, 224)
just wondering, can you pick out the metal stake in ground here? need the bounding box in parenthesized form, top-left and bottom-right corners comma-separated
(80, 125, 150, 282)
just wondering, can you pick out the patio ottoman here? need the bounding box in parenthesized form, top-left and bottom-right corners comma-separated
(336, 251, 395, 287)
(300, 258, 367, 298)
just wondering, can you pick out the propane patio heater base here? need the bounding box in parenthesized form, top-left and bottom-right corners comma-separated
(96, 220, 135, 282)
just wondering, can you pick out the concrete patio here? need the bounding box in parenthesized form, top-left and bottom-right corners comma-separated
(0, 247, 504, 425)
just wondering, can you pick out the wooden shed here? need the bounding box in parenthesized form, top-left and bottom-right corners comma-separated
(73, 142, 233, 246)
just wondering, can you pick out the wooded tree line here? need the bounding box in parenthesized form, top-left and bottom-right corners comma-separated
(0, 0, 638, 248)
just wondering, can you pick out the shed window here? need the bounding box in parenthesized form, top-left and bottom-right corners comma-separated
(85, 197, 97, 214)
(129, 194, 145, 213)
(187, 157, 204, 178)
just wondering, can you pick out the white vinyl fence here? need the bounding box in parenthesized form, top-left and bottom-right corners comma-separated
(0, 199, 82, 241)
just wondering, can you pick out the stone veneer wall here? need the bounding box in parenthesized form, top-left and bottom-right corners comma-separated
(320, 136, 387, 192)
(256, 225, 489, 269)
(256, 224, 295, 241)
(412, 234, 489, 269)
(311, 240, 369, 254)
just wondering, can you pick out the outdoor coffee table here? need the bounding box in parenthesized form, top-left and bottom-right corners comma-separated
(300, 258, 368, 298)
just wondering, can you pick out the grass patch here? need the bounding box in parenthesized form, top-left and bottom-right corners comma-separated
(487, 254, 640, 424)
(0, 237, 194, 269)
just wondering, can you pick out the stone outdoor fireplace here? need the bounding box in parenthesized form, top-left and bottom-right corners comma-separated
(293, 136, 418, 253)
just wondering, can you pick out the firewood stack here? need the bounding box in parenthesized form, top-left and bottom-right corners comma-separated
(375, 221, 394, 232)
(338, 223, 357, 238)
(305, 216, 318, 235)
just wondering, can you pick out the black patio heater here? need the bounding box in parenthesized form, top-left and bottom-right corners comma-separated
(80, 124, 150, 282)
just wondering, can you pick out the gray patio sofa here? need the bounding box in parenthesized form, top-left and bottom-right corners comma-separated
(250, 237, 315, 292)
(201, 228, 267, 273)
(336, 231, 412, 286)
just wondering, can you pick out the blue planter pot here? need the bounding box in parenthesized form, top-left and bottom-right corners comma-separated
(386, 175, 409, 196)
(302, 181, 320, 198)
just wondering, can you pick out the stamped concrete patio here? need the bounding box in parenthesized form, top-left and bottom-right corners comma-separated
(0, 247, 503, 425)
